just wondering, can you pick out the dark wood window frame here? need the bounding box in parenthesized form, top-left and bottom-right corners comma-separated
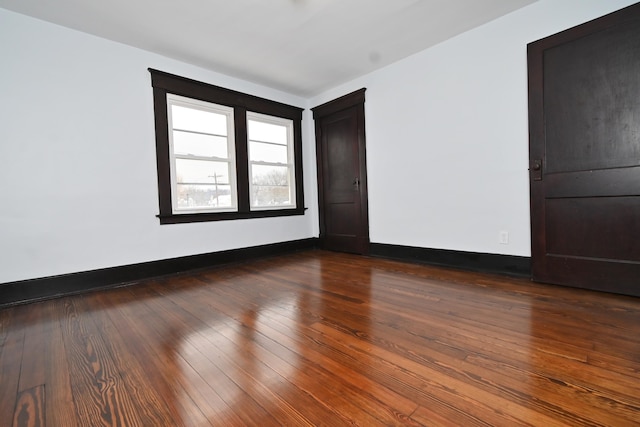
(149, 69, 305, 224)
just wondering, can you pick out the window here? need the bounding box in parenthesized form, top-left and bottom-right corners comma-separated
(247, 113, 295, 210)
(149, 69, 304, 224)
(168, 95, 237, 213)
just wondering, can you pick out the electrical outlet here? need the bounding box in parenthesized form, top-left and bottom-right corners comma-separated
(499, 230, 509, 245)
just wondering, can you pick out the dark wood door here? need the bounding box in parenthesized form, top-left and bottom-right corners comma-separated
(528, 3, 640, 296)
(312, 89, 369, 254)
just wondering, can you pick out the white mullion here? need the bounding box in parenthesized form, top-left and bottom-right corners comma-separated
(174, 154, 230, 162)
(249, 160, 292, 167)
(249, 138, 287, 147)
(173, 128, 227, 139)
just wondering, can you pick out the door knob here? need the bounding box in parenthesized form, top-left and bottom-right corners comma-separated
(531, 160, 542, 181)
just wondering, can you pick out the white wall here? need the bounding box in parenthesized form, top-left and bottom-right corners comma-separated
(0, 8, 317, 283)
(308, 0, 638, 257)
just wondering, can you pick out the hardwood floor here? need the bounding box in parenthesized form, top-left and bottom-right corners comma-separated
(2, 250, 640, 426)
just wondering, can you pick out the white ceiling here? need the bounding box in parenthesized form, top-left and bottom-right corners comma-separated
(0, 0, 538, 97)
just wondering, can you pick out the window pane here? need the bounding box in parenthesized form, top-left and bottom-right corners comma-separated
(249, 140, 288, 163)
(171, 105, 227, 135)
(175, 159, 230, 184)
(248, 119, 287, 145)
(176, 184, 233, 209)
(173, 131, 228, 158)
(251, 165, 291, 207)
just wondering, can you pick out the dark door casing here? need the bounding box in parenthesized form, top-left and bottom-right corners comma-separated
(312, 89, 370, 254)
(528, 3, 640, 296)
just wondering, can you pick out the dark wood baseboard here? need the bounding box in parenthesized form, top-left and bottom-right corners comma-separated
(0, 238, 319, 307)
(369, 243, 531, 278)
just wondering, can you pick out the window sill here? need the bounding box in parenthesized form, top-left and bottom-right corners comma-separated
(157, 207, 306, 224)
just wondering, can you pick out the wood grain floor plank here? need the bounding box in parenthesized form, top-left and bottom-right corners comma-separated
(17, 302, 51, 394)
(0, 307, 9, 349)
(12, 384, 45, 427)
(127, 284, 261, 426)
(0, 307, 25, 423)
(90, 288, 213, 427)
(310, 321, 567, 427)
(146, 293, 283, 426)
(59, 296, 145, 426)
(119, 283, 235, 426)
(80, 290, 193, 426)
(150, 281, 336, 426)
(410, 402, 493, 427)
(42, 300, 78, 427)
